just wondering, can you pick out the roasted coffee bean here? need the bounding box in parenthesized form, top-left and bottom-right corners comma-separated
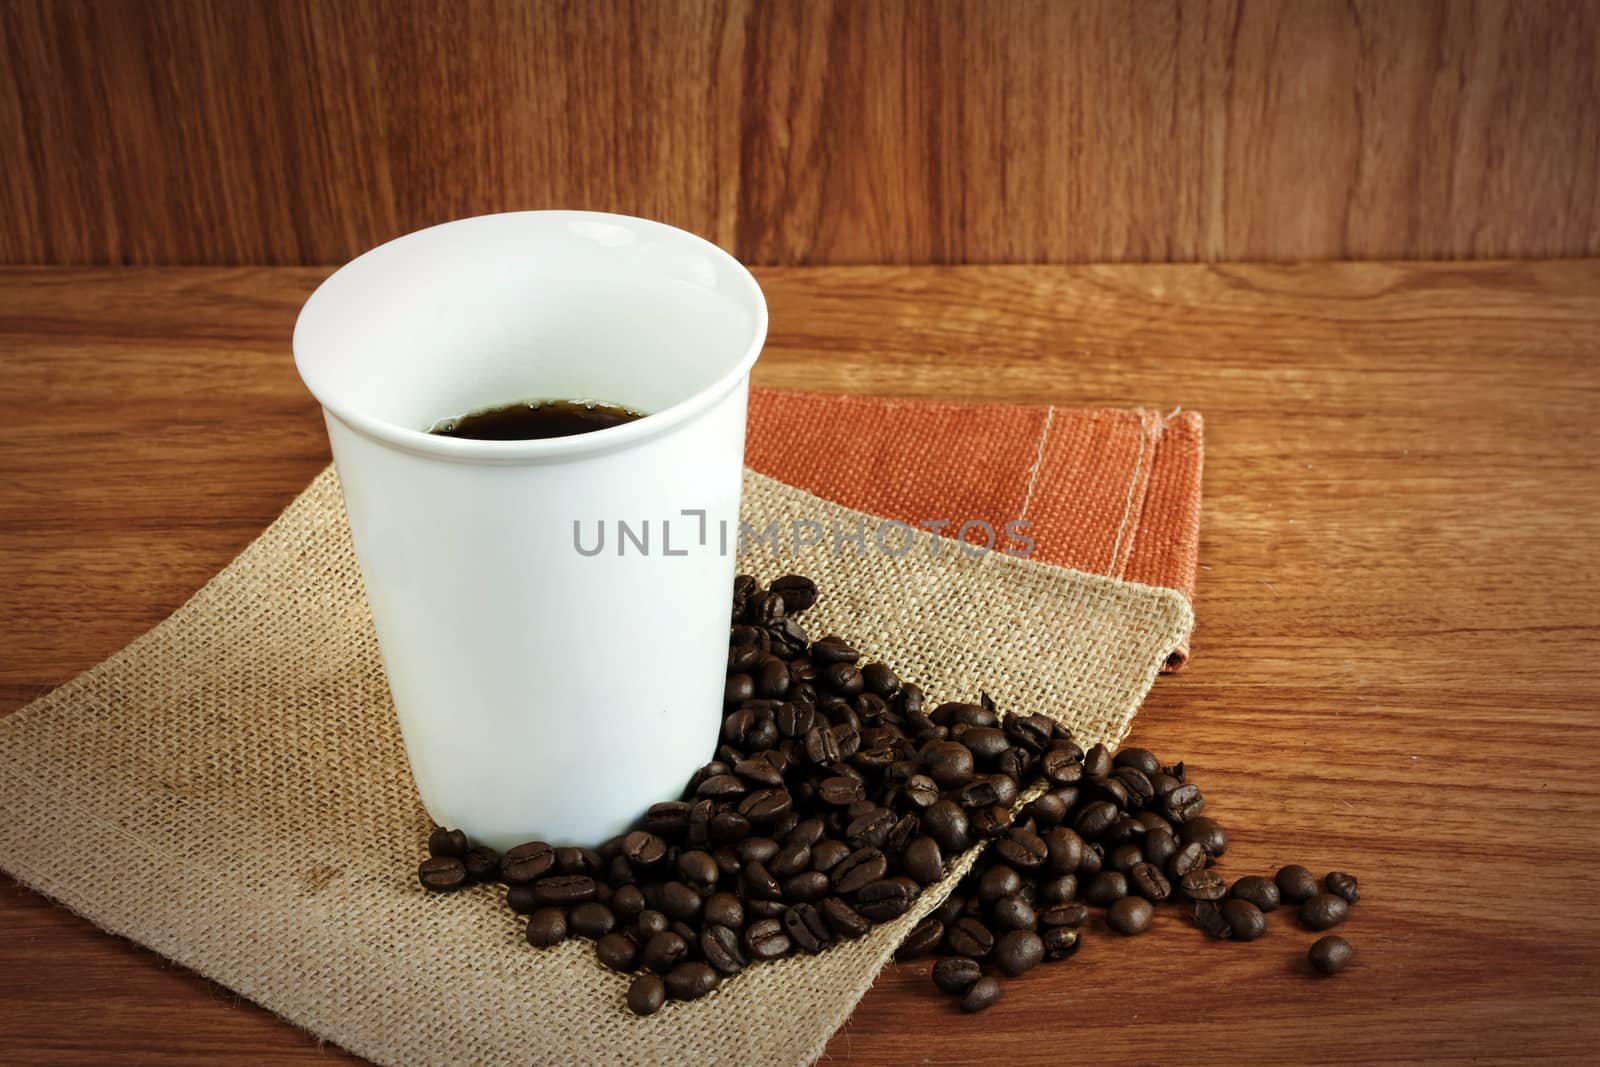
(1112, 746, 1162, 776)
(610, 884, 646, 921)
(739, 787, 793, 826)
(1079, 843, 1105, 878)
(1089, 776, 1130, 810)
(1143, 828, 1178, 870)
(459, 846, 500, 883)
(1042, 926, 1082, 960)
(923, 800, 972, 853)
(823, 663, 864, 696)
(697, 774, 747, 800)
(743, 918, 792, 960)
(846, 808, 897, 851)
(1325, 871, 1361, 904)
(746, 898, 786, 920)
(946, 917, 996, 958)
(901, 774, 940, 810)
(960, 726, 1009, 761)
(427, 828, 468, 859)
(737, 836, 780, 866)
(568, 901, 617, 939)
(903, 835, 945, 886)
(686, 798, 714, 846)
(811, 838, 851, 873)
(1181, 816, 1228, 859)
(1043, 827, 1086, 874)
(741, 860, 782, 900)
(1192, 899, 1232, 939)
(700, 923, 746, 975)
(1084, 870, 1129, 906)
(859, 660, 899, 697)
(1108, 843, 1144, 874)
(934, 701, 996, 728)
(1275, 864, 1319, 904)
(1149, 772, 1182, 799)
(1179, 868, 1228, 902)
(674, 849, 718, 888)
(1042, 748, 1085, 786)
(596, 931, 639, 972)
(922, 742, 976, 789)
(995, 828, 1049, 870)
(1164, 783, 1206, 823)
(501, 841, 556, 884)
(1309, 935, 1354, 975)
(932, 957, 983, 994)
(831, 847, 888, 894)
(1074, 800, 1119, 838)
(1300, 893, 1350, 930)
(1168, 841, 1208, 880)
(418, 856, 468, 892)
(1106, 895, 1154, 936)
(725, 674, 755, 704)
(819, 896, 872, 940)
(1129, 862, 1173, 902)
(782, 870, 831, 902)
(961, 976, 1002, 1013)
(622, 831, 668, 867)
(978, 864, 1024, 903)
(659, 881, 702, 922)
(1221, 898, 1267, 941)
(756, 657, 792, 698)
(969, 804, 1010, 840)
(934, 892, 967, 927)
(992, 893, 1037, 931)
(783, 903, 833, 954)
(1083, 742, 1114, 778)
(856, 878, 915, 922)
(769, 575, 818, 612)
(785, 817, 826, 848)
(1229, 875, 1280, 912)
(804, 726, 841, 765)
(645, 802, 692, 839)
(664, 961, 720, 1001)
(811, 635, 860, 666)
(526, 907, 568, 948)
(699, 891, 743, 930)
(636, 909, 669, 939)
(818, 776, 866, 806)
(770, 840, 812, 877)
(1113, 766, 1156, 807)
(504, 884, 538, 914)
(1039, 901, 1089, 929)
(994, 929, 1045, 976)
(626, 973, 666, 1016)
(887, 916, 940, 961)
(641, 930, 690, 973)
(1103, 815, 1144, 847)
(1039, 875, 1079, 907)
(733, 758, 785, 788)
(1026, 792, 1068, 828)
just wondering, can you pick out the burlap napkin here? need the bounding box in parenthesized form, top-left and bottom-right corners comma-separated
(0, 463, 1190, 1066)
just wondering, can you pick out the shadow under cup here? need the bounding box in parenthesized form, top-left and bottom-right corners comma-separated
(294, 211, 768, 851)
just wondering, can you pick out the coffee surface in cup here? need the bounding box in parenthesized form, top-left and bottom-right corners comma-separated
(431, 399, 645, 441)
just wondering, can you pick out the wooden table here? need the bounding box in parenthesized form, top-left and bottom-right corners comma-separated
(2, 262, 1597, 1064)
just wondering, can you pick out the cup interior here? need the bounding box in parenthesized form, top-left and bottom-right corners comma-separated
(294, 212, 766, 448)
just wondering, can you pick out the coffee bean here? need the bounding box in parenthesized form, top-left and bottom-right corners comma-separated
(846, 808, 897, 851)
(1179, 868, 1227, 902)
(769, 575, 818, 612)
(994, 928, 1045, 976)
(746, 898, 786, 920)
(569, 901, 617, 938)
(978, 864, 1023, 903)
(1275, 864, 1319, 904)
(770, 840, 811, 877)
(986, 891, 1033, 929)
(783, 902, 833, 954)
(811, 635, 860, 666)
(1108, 843, 1144, 874)
(932, 957, 982, 994)
(739, 787, 793, 826)
(526, 907, 568, 948)
(923, 800, 972, 853)
(1039, 902, 1089, 929)
(675, 849, 719, 888)
(1039, 874, 1078, 906)
(1168, 841, 1208, 880)
(645, 802, 691, 839)
(1230, 875, 1280, 912)
(1107, 896, 1154, 936)
(819, 776, 866, 806)
(1113, 746, 1162, 776)
(810, 838, 851, 873)
(1164, 783, 1205, 823)
(819, 896, 872, 940)
(418, 856, 468, 892)
(1300, 892, 1350, 931)
(1078, 842, 1104, 878)
(856, 878, 914, 921)
(596, 931, 639, 972)
(607, 884, 645, 922)
(700, 891, 743, 930)
(641, 930, 689, 973)
(1074, 800, 1119, 838)
(627, 974, 666, 1016)
(831, 847, 888, 894)
(1004, 714, 1054, 754)
(462, 846, 501, 882)
(995, 828, 1049, 870)
(899, 835, 943, 886)
(1325, 871, 1360, 904)
(960, 976, 1002, 1013)
(1220, 898, 1267, 941)
(902, 774, 941, 809)
(961, 726, 1009, 761)
(622, 830, 667, 868)
(427, 828, 469, 859)
(1192, 899, 1232, 939)
(505, 883, 539, 914)
(922, 741, 977, 789)
(1309, 934, 1354, 975)
(1042, 926, 1082, 960)
(700, 923, 746, 975)
(946, 917, 995, 958)
(1083, 743, 1114, 778)
(1043, 827, 1086, 874)
(743, 918, 792, 960)
(501, 841, 556, 884)
(782, 870, 831, 902)
(655, 881, 700, 922)
(1129, 862, 1173, 902)
(895, 917, 946, 960)
(1084, 870, 1129, 906)
(737, 836, 780, 866)
(1181, 816, 1228, 859)
(636, 909, 669, 939)
(664, 961, 720, 1001)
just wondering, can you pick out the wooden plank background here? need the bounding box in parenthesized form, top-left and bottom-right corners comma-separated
(3, 0, 1597, 267)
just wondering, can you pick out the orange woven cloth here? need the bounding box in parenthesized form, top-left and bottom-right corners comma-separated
(745, 388, 1203, 668)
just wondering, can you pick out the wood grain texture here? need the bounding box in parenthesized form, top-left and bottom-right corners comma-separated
(2, 262, 1599, 1062)
(3, 0, 1597, 266)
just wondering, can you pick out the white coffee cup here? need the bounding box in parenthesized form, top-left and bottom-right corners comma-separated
(293, 211, 767, 850)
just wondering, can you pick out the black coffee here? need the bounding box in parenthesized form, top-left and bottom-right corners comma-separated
(430, 399, 645, 441)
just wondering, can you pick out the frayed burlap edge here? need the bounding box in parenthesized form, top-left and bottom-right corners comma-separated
(0, 467, 1191, 1067)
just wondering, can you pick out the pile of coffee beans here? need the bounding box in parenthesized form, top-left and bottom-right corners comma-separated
(418, 574, 1359, 1013)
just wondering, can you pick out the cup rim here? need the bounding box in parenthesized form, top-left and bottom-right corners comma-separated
(293, 210, 768, 464)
